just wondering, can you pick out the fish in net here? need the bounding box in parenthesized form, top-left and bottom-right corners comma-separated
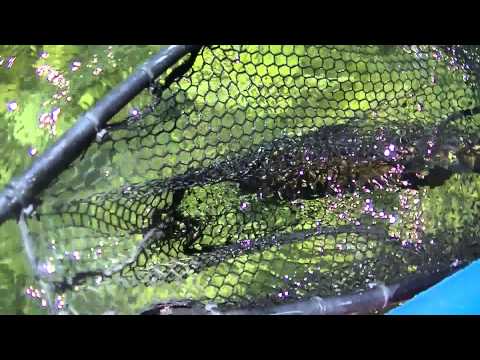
(5, 45, 480, 314)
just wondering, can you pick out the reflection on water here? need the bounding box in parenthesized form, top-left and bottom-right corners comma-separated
(0, 45, 165, 314)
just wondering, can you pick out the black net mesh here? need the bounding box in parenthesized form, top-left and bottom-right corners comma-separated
(18, 45, 480, 314)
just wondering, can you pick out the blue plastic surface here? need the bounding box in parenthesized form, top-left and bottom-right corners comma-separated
(387, 260, 480, 315)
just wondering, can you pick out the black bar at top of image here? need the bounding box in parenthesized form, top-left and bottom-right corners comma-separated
(0, 45, 202, 225)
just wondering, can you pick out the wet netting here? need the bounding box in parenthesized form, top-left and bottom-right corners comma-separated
(4, 45, 480, 314)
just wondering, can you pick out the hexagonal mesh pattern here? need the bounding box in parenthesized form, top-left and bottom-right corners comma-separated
(23, 45, 480, 314)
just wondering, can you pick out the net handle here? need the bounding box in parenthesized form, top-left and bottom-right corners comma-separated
(0, 45, 203, 226)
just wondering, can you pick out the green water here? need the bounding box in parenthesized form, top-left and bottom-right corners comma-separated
(0, 45, 165, 314)
(1, 45, 480, 314)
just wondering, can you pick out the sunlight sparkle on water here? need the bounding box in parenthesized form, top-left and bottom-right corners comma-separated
(55, 295, 65, 310)
(28, 146, 38, 157)
(130, 108, 141, 118)
(44, 261, 56, 274)
(239, 201, 251, 211)
(6, 56, 15, 68)
(6, 101, 17, 112)
(71, 61, 81, 71)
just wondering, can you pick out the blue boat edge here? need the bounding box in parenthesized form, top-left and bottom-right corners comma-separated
(387, 259, 480, 315)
